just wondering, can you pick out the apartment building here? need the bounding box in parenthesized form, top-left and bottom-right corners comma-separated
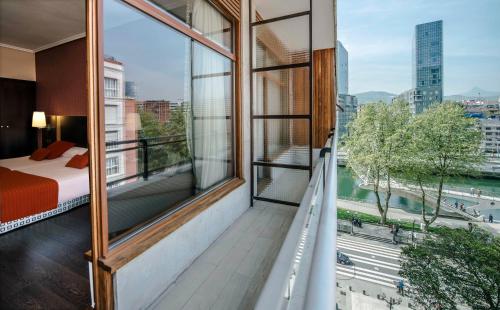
(480, 119, 500, 155)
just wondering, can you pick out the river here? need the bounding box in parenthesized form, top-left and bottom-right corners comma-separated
(337, 166, 500, 219)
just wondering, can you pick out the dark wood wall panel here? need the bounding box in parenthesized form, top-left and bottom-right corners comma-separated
(0, 78, 36, 158)
(36, 38, 87, 116)
(313, 48, 336, 148)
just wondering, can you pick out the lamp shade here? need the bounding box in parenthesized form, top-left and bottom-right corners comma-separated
(32, 111, 46, 128)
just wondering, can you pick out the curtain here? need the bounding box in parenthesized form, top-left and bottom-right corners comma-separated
(190, 0, 231, 190)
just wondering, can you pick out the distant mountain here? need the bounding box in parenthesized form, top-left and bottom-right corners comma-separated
(445, 87, 500, 102)
(353, 91, 397, 105)
(460, 87, 500, 98)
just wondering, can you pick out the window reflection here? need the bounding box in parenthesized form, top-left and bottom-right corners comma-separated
(104, 0, 234, 242)
(148, 0, 233, 51)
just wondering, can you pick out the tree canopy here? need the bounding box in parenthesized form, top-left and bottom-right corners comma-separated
(398, 102, 483, 229)
(345, 101, 483, 228)
(344, 100, 411, 224)
(400, 227, 500, 310)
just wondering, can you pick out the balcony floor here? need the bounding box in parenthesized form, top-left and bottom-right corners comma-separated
(150, 201, 296, 310)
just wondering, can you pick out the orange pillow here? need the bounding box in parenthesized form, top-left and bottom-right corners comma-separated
(30, 148, 50, 161)
(47, 141, 76, 159)
(65, 154, 89, 169)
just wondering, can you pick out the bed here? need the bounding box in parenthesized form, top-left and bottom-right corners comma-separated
(0, 147, 90, 234)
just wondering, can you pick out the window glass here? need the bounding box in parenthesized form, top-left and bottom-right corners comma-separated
(103, 0, 234, 243)
(105, 77, 119, 97)
(105, 105, 119, 124)
(148, 0, 233, 51)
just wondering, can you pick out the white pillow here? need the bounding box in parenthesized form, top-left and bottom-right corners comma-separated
(62, 146, 88, 158)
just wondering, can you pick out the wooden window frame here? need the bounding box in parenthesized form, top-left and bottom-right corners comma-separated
(86, 0, 242, 308)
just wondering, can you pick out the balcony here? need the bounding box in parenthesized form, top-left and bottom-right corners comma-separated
(149, 133, 338, 309)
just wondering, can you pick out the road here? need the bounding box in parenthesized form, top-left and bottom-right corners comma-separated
(336, 234, 403, 288)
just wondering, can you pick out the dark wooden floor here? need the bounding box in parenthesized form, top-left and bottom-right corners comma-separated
(0, 205, 91, 310)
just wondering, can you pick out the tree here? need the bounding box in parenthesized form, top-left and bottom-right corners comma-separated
(163, 107, 190, 164)
(399, 102, 483, 230)
(345, 101, 411, 224)
(400, 227, 500, 310)
(138, 108, 190, 172)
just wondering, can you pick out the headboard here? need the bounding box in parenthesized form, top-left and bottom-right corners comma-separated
(43, 116, 88, 148)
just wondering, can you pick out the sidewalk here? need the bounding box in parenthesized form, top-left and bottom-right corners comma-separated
(338, 219, 421, 245)
(338, 199, 500, 235)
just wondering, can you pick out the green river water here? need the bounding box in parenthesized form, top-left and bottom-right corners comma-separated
(337, 166, 500, 219)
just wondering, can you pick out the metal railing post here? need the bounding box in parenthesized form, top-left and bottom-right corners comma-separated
(140, 138, 149, 181)
(320, 147, 331, 189)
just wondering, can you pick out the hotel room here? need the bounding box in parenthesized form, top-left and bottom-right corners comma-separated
(1, 0, 237, 308)
(0, 1, 93, 308)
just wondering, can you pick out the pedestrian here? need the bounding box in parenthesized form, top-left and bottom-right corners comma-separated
(397, 280, 405, 295)
(460, 203, 464, 211)
(478, 189, 482, 197)
(489, 214, 494, 223)
(468, 222, 473, 232)
(455, 201, 459, 208)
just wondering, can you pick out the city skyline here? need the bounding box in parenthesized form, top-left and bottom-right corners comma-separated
(338, 0, 500, 95)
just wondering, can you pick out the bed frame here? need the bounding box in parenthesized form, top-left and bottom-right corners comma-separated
(0, 195, 90, 234)
(0, 116, 89, 234)
(43, 115, 88, 148)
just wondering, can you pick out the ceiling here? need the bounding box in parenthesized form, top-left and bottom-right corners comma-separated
(254, 0, 309, 21)
(0, 0, 85, 52)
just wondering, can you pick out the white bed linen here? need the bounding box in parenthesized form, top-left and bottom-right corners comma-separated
(0, 156, 89, 203)
(0, 156, 56, 171)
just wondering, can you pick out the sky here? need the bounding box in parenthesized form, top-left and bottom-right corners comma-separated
(338, 0, 500, 95)
(105, 0, 190, 102)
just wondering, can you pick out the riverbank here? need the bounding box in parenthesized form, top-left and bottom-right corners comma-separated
(337, 199, 500, 235)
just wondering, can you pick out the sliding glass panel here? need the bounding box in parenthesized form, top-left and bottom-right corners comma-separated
(103, 0, 234, 243)
(253, 67, 310, 115)
(148, 0, 233, 52)
(253, 119, 309, 166)
(254, 15, 309, 69)
(254, 166, 309, 204)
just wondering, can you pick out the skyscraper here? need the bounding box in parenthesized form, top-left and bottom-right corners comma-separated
(337, 40, 348, 95)
(413, 20, 443, 113)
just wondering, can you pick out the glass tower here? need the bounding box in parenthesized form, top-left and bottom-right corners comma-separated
(413, 20, 443, 113)
(336, 40, 348, 95)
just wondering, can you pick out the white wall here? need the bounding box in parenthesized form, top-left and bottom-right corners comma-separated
(0, 45, 36, 81)
(113, 0, 252, 308)
(312, 0, 335, 50)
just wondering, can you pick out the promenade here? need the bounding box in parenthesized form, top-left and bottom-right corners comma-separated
(337, 199, 500, 235)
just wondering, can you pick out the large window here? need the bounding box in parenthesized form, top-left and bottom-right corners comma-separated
(103, 0, 234, 243)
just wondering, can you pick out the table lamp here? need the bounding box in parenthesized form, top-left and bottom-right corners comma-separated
(32, 111, 46, 149)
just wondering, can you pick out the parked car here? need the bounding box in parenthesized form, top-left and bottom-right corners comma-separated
(337, 251, 353, 265)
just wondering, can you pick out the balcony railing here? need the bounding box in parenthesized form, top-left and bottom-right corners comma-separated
(105, 135, 187, 186)
(256, 118, 339, 309)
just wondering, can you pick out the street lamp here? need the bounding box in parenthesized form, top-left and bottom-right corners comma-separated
(378, 293, 402, 310)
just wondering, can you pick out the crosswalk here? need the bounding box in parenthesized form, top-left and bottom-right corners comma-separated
(336, 236, 403, 288)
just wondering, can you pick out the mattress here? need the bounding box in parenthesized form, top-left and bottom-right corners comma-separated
(0, 154, 89, 203)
